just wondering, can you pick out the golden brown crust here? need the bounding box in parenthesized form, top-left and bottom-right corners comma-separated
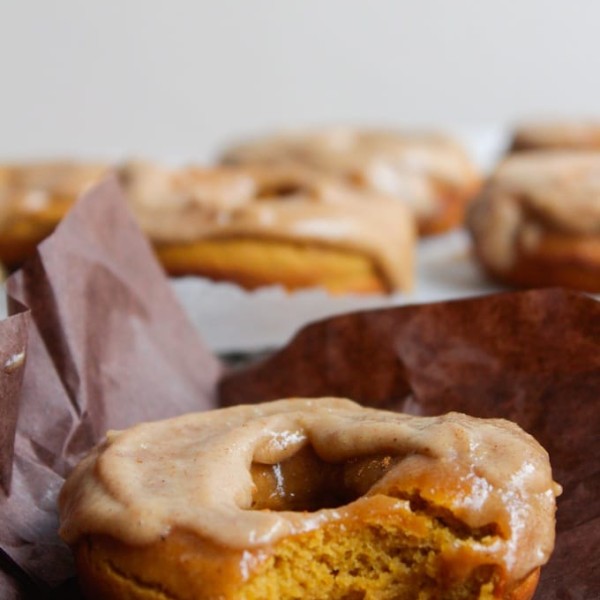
(473, 230, 600, 292)
(74, 532, 244, 600)
(154, 238, 387, 294)
(0, 239, 48, 272)
(509, 569, 540, 600)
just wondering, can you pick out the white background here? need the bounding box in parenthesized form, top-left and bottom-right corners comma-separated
(1, 0, 599, 162)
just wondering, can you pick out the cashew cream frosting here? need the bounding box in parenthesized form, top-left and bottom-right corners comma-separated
(121, 162, 415, 290)
(514, 121, 600, 150)
(59, 398, 560, 581)
(0, 162, 107, 226)
(221, 128, 479, 219)
(469, 152, 600, 271)
(0, 161, 106, 202)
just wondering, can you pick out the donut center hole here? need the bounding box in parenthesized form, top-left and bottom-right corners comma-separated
(255, 182, 306, 199)
(250, 445, 398, 512)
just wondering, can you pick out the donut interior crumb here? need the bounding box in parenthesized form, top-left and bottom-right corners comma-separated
(242, 520, 500, 600)
(76, 514, 503, 600)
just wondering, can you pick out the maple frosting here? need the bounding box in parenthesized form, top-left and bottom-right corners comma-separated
(59, 398, 560, 581)
(221, 128, 479, 219)
(0, 162, 106, 225)
(121, 161, 415, 290)
(469, 152, 600, 271)
(513, 121, 600, 150)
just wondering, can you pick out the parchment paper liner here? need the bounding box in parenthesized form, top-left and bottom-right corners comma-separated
(0, 176, 598, 598)
(0, 177, 220, 598)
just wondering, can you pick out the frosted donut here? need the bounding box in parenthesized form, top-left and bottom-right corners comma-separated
(221, 128, 481, 236)
(510, 121, 600, 152)
(468, 152, 600, 292)
(59, 398, 560, 600)
(0, 161, 107, 269)
(121, 161, 415, 294)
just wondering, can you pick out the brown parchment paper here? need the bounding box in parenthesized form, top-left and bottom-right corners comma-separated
(0, 176, 221, 598)
(221, 288, 600, 599)
(0, 173, 598, 598)
(0, 310, 28, 494)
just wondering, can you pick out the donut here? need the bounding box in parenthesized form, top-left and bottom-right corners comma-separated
(59, 398, 559, 600)
(121, 161, 415, 294)
(221, 128, 481, 236)
(0, 161, 107, 269)
(468, 152, 600, 292)
(510, 121, 600, 152)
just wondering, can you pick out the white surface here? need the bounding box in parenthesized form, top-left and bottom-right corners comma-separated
(1, 1, 599, 160)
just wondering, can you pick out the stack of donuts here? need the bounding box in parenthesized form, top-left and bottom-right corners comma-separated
(0, 121, 598, 293)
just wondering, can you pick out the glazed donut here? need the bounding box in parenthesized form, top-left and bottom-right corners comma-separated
(468, 152, 600, 292)
(121, 161, 415, 294)
(510, 121, 600, 152)
(59, 398, 559, 600)
(0, 161, 107, 269)
(221, 128, 481, 236)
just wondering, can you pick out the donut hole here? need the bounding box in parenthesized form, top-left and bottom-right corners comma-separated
(344, 170, 368, 188)
(250, 445, 398, 512)
(255, 181, 307, 199)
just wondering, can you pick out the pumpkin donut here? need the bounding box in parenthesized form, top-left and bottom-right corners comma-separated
(468, 151, 600, 292)
(121, 161, 415, 294)
(221, 128, 481, 236)
(59, 398, 559, 600)
(0, 161, 107, 269)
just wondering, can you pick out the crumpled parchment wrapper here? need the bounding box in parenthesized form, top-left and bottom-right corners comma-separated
(220, 288, 600, 599)
(0, 176, 220, 598)
(0, 174, 598, 598)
